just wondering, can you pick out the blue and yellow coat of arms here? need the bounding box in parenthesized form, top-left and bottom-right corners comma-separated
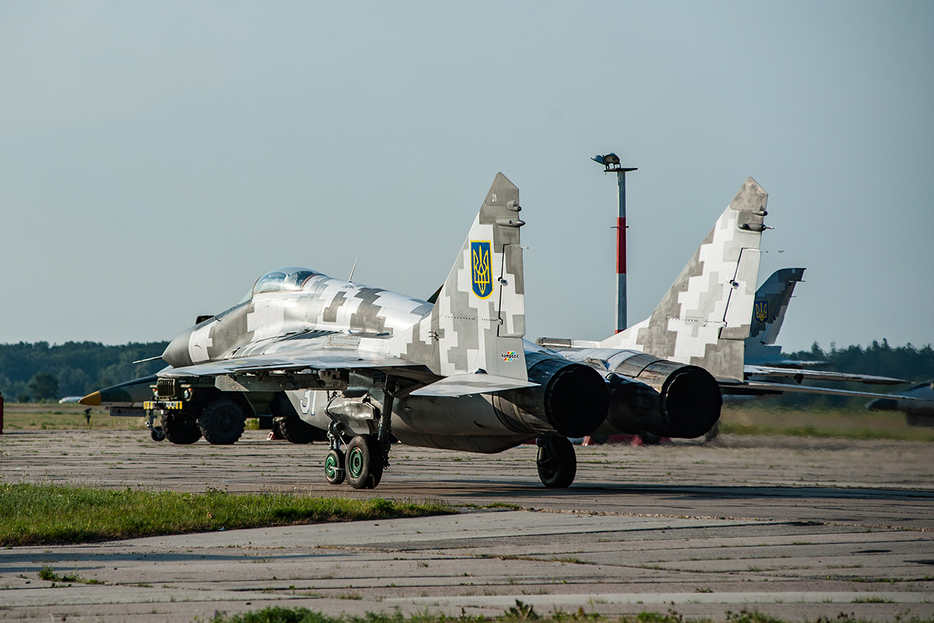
(753, 300, 769, 323)
(471, 241, 493, 299)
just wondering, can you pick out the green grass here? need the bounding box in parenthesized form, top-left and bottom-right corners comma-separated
(0, 403, 143, 430)
(198, 605, 934, 623)
(38, 564, 101, 584)
(0, 483, 453, 546)
(719, 405, 934, 442)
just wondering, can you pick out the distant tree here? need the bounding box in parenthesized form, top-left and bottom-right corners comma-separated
(28, 372, 59, 401)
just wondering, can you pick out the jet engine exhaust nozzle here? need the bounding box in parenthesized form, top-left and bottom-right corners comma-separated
(495, 356, 609, 438)
(607, 356, 722, 439)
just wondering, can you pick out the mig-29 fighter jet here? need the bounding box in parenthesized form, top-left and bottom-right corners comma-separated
(538, 180, 914, 436)
(136, 173, 765, 489)
(142, 173, 608, 489)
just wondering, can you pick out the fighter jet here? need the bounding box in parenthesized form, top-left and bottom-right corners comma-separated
(537, 178, 767, 438)
(535, 179, 917, 441)
(120, 174, 606, 488)
(112, 173, 781, 490)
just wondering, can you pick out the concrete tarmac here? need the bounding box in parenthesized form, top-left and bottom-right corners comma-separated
(1, 429, 933, 622)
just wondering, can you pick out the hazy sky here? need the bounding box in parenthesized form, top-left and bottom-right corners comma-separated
(2, 1, 932, 352)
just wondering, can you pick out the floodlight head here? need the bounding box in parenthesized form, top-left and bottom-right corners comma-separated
(592, 155, 605, 165)
(603, 153, 620, 165)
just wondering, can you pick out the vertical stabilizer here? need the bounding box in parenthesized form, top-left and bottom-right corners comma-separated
(600, 177, 769, 381)
(397, 173, 529, 382)
(745, 267, 805, 363)
(749, 268, 805, 346)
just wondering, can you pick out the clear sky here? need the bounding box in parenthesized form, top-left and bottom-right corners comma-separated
(1, 1, 932, 352)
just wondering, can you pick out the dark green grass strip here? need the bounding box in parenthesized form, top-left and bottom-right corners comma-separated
(202, 605, 934, 623)
(0, 483, 453, 547)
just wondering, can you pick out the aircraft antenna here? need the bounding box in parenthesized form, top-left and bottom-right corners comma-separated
(348, 258, 359, 283)
(132, 355, 164, 365)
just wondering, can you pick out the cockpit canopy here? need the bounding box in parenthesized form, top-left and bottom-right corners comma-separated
(252, 267, 320, 295)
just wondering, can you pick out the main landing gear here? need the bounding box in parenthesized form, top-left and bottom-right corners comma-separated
(324, 379, 396, 490)
(325, 431, 386, 490)
(536, 435, 576, 488)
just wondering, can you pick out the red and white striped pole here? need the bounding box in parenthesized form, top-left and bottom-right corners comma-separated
(593, 153, 636, 334)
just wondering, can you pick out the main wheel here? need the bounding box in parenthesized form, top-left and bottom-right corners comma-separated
(275, 414, 328, 444)
(324, 448, 346, 485)
(150, 426, 165, 442)
(160, 413, 202, 445)
(199, 399, 246, 445)
(537, 436, 576, 488)
(346, 435, 384, 490)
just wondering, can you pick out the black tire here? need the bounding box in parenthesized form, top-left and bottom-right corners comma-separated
(199, 399, 246, 445)
(161, 413, 202, 445)
(275, 414, 328, 444)
(150, 426, 165, 442)
(537, 436, 576, 488)
(346, 435, 383, 490)
(325, 448, 346, 485)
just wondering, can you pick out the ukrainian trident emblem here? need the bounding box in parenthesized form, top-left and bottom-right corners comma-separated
(471, 241, 493, 299)
(754, 300, 769, 323)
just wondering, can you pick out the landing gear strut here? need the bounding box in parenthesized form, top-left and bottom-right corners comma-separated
(536, 435, 576, 488)
(322, 377, 396, 490)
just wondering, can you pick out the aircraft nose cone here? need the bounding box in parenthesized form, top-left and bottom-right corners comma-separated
(162, 328, 194, 368)
(79, 392, 101, 406)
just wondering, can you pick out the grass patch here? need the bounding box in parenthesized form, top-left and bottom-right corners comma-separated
(38, 564, 101, 584)
(0, 483, 453, 546)
(719, 405, 934, 442)
(199, 605, 934, 623)
(0, 403, 144, 431)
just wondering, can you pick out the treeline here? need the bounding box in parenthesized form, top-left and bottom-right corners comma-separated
(0, 342, 168, 402)
(764, 340, 934, 409)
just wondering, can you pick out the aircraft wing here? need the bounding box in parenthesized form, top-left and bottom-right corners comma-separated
(158, 337, 539, 396)
(744, 365, 907, 385)
(159, 351, 426, 379)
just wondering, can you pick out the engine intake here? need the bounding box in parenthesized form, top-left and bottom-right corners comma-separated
(607, 353, 721, 438)
(494, 353, 609, 437)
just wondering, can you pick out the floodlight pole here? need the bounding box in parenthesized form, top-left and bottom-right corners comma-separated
(613, 167, 633, 333)
(593, 156, 637, 334)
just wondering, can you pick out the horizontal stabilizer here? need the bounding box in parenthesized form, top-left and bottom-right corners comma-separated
(745, 365, 907, 386)
(409, 374, 538, 397)
(725, 380, 924, 401)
